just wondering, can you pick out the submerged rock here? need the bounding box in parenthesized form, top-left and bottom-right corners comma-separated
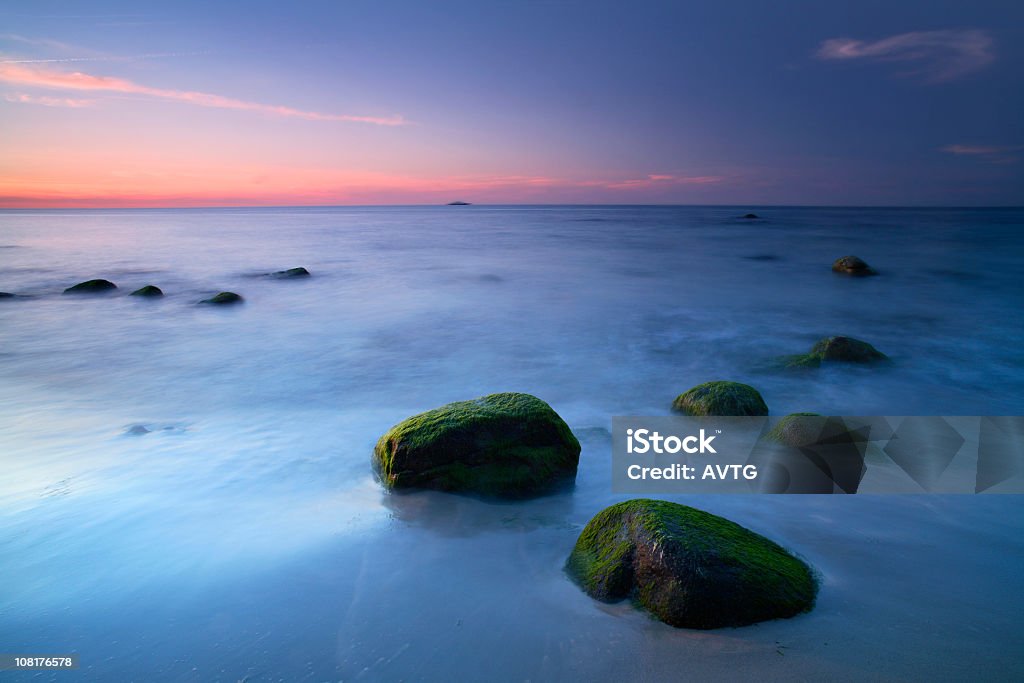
(199, 291, 243, 305)
(373, 392, 581, 498)
(566, 499, 817, 629)
(672, 381, 768, 416)
(831, 255, 876, 275)
(271, 267, 310, 278)
(783, 336, 888, 369)
(63, 279, 117, 294)
(130, 285, 163, 297)
(741, 213, 759, 219)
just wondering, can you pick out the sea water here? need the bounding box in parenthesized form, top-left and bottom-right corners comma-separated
(1, 206, 1022, 681)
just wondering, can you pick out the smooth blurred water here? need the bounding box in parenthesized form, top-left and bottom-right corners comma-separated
(1, 206, 1022, 681)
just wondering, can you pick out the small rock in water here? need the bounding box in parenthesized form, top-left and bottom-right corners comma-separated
(672, 381, 769, 416)
(566, 499, 818, 628)
(831, 255, 876, 276)
(63, 279, 117, 294)
(0, 292, 14, 298)
(199, 292, 243, 305)
(125, 424, 151, 436)
(130, 285, 164, 297)
(783, 336, 889, 369)
(741, 213, 759, 219)
(271, 267, 310, 278)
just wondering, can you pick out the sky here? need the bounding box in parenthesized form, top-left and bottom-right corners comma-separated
(1, 0, 1022, 207)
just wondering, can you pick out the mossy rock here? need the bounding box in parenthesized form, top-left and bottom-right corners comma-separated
(672, 381, 768, 416)
(373, 392, 581, 499)
(63, 279, 117, 294)
(831, 255, 876, 276)
(784, 336, 888, 369)
(566, 499, 817, 629)
(271, 267, 310, 278)
(199, 291, 243, 305)
(765, 413, 826, 447)
(130, 285, 163, 297)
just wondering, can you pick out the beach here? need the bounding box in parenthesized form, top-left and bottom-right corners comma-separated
(1, 205, 1022, 680)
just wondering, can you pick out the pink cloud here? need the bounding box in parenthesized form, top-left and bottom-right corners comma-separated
(0, 63, 405, 125)
(4, 92, 93, 107)
(817, 29, 994, 82)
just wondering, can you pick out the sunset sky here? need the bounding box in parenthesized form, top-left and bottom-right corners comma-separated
(1, 0, 1022, 207)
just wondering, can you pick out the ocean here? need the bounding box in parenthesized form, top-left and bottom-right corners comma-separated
(1, 205, 1022, 681)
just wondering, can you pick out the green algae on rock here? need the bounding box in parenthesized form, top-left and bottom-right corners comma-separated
(783, 336, 888, 369)
(63, 279, 117, 294)
(831, 255, 876, 275)
(764, 413, 826, 447)
(672, 381, 768, 416)
(199, 291, 243, 305)
(373, 392, 581, 498)
(130, 285, 163, 297)
(566, 499, 817, 629)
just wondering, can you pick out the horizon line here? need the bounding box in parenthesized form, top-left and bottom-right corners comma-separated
(1, 202, 1022, 211)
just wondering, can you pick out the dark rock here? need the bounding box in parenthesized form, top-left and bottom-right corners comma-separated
(125, 424, 151, 436)
(199, 291, 243, 305)
(271, 267, 310, 278)
(741, 213, 759, 219)
(63, 279, 117, 294)
(566, 499, 817, 629)
(373, 392, 581, 498)
(672, 381, 768, 416)
(0, 292, 14, 298)
(447, 201, 472, 206)
(130, 285, 163, 297)
(831, 255, 876, 276)
(783, 336, 888, 369)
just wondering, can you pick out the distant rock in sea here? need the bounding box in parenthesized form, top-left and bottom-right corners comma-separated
(372, 392, 581, 498)
(672, 381, 769, 416)
(566, 499, 818, 629)
(782, 336, 889, 369)
(447, 201, 472, 206)
(63, 279, 117, 294)
(741, 213, 759, 219)
(832, 255, 877, 275)
(270, 267, 310, 278)
(199, 291, 243, 305)
(0, 292, 14, 298)
(130, 285, 163, 297)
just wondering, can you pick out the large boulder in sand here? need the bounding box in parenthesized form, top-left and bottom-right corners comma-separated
(784, 336, 888, 369)
(199, 291, 243, 305)
(63, 279, 117, 294)
(672, 381, 768, 416)
(566, 499, 817, 629)
(832, 255, 876, 276)
(373, 392, 581, 498)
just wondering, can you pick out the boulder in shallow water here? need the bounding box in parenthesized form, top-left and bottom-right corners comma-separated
(199, 291, 243, 305)
(373, 392, 581, 498)
(831, 255, 876, 275)
(130, 285, 163, 297)
(63, 279, 117, 294)
(765, 413, 825, 447)
(783, 336, 888, 368)
(566, 499, 817, 629)
(672, 381, 768, 416)
(271, 267, 310, 278)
